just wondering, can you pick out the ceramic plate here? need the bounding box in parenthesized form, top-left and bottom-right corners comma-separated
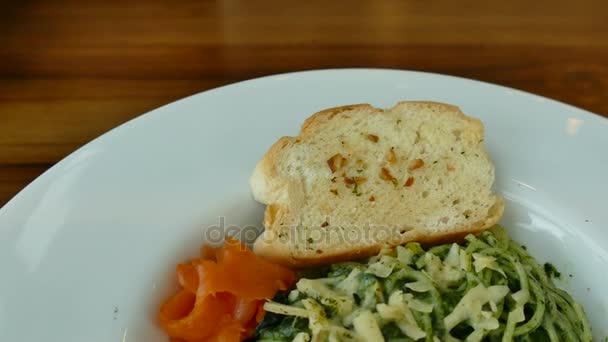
(0, 69, 606, 341)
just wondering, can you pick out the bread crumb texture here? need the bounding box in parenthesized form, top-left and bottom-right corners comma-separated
(250, 102, 503, 266)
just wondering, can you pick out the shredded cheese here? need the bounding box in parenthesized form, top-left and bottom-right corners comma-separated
(444, 284, 509, 334)
(473, 253, 506, 277)
(353, 310, 384, 342)
(263, 301, 309, 318)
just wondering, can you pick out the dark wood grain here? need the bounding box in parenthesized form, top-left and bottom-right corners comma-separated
(1, 0, 607, 206)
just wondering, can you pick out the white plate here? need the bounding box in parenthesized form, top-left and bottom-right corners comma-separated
(0, 69, 607, 341)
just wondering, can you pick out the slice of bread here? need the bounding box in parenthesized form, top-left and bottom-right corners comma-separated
(250, 101, 504, 267)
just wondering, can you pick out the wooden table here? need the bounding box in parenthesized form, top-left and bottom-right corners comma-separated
(1, 0, 607, 207)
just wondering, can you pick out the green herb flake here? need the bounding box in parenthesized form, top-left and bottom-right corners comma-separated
(352, 183, 362, 196)
(544, 262, 562, 279)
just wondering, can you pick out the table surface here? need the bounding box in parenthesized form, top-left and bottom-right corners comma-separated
(1, 0, 607, 207)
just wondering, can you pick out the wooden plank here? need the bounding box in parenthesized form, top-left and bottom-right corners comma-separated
(2, 0, 607, 47)
(0, 79, 232, 164)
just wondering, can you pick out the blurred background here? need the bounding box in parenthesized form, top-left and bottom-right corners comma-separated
(1, 0, 607, 207)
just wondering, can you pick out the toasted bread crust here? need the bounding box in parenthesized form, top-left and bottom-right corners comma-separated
(301, 104, 373, 135)
(254, 197, 504, 267)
